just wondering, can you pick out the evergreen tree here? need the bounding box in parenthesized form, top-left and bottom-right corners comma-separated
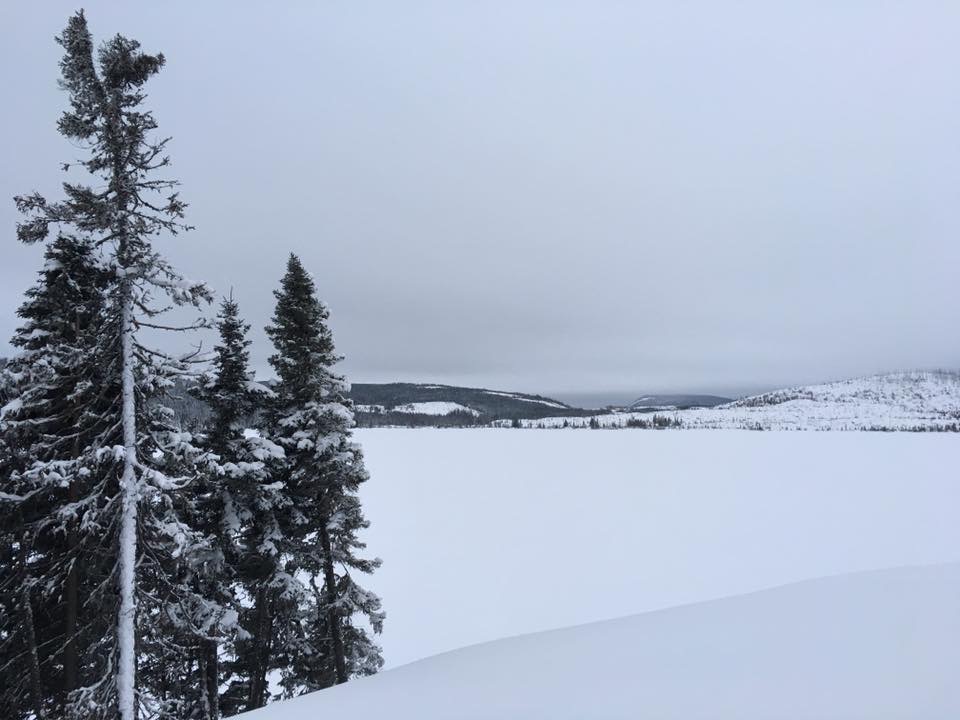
(192, 296, 284, 718)
(263, 254, 384, 700)
(12, 12, 218, 719)
(0, 234, 115, 720)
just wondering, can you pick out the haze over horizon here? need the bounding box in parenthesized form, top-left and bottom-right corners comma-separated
(3, 1, 958, 398)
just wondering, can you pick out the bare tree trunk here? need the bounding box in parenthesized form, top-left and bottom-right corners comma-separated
(318, 524, 347, 684)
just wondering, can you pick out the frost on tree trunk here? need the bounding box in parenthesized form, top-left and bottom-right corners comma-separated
(11, 10, 214, 719)
(117, 287, 139, 720)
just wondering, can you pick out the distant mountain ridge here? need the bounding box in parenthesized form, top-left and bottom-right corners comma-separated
(629, 394, 731, 410)
(510, 370, 960, 431)
(8, 357, 953, 430)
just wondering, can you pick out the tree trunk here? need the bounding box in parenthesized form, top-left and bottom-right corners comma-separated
(18, 527, 46, 720)
(62, 313, 85, 706)
(318, 524, 347, 684)
(64, 478, 79, 702)
(246, 587, 272, 710)
(203, 639, 219, 719)
(117, 287, 139, 720)
(22, 582, 46, 720)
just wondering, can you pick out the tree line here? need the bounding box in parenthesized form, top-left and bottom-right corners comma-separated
(0, 12, 382, 720)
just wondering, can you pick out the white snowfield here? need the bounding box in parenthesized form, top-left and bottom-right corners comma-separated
(353, 430, 959, 670)
(236, 429, 957, 718)
(518, 371, 960, 430)
(393, 401, 479, 416)
(356, 401, 479, 416)
(240, 562, 960, 719)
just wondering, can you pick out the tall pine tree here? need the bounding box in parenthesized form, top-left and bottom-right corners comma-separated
(12, 12, 219, 719)
(264, 254, 384, 699)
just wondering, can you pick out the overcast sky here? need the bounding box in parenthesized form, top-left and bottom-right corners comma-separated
(2, 1, 958, 401)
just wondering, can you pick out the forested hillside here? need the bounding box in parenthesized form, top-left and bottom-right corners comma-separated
(144, 380, 598, 428)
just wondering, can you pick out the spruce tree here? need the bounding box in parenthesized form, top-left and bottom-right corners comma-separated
(0, 234, 115, 720)
(12, 12, 218, 719)
(263, 254, 384, 699)
(192, 296, 284, 718)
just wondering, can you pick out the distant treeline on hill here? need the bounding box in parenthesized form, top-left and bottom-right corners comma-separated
(350, 383, 597, 426)
(152, 379, 601, 428)
(1, 365, 726, 428)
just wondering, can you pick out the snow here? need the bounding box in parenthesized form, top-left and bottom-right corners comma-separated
(117, 290, 138, 720)
(238, 562, 960, 719)
(0, 397, 23, 419)
(358, 401, 480, 416)
(393, 401, 479, 416)
(517, 371, 960, 430)
(232, 428, 957, 718)
(245, 379, 276, 397)
(355, 403, 386, 413)
(483, 390, 567, 408)
(348, 429, 959, 669)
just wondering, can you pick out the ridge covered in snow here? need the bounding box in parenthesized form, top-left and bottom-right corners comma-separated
(628, 393, 731, 409)
(482, 390, 567, 409)
(513, 371, 960, 430)
(347, 382, 582, 425)
(239, 562, 960, 719)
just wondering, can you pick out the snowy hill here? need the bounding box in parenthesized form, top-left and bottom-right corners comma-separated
(148, 378, 593, 428)
(239, 562, 960, 719)
(350, 382, 587, 426)
(139, 371, 960, 430)
(516, 371, 960, 430)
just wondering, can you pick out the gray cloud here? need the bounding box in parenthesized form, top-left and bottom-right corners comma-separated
(2, 1, 958, 401)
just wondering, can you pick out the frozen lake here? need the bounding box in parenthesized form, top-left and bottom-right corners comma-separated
(355, 429, 960, 667)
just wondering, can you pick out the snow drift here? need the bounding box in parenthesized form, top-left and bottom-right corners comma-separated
(240, 562, 960, 719)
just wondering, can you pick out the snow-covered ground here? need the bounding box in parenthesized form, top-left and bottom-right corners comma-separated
(356, 401, 480, 416)
(354, 430, 958, 667)
(392, 401, 479, 416)
(240, 562, 960, 719)
(239, 429, 958, 718)
(512, 370, 960, 430)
